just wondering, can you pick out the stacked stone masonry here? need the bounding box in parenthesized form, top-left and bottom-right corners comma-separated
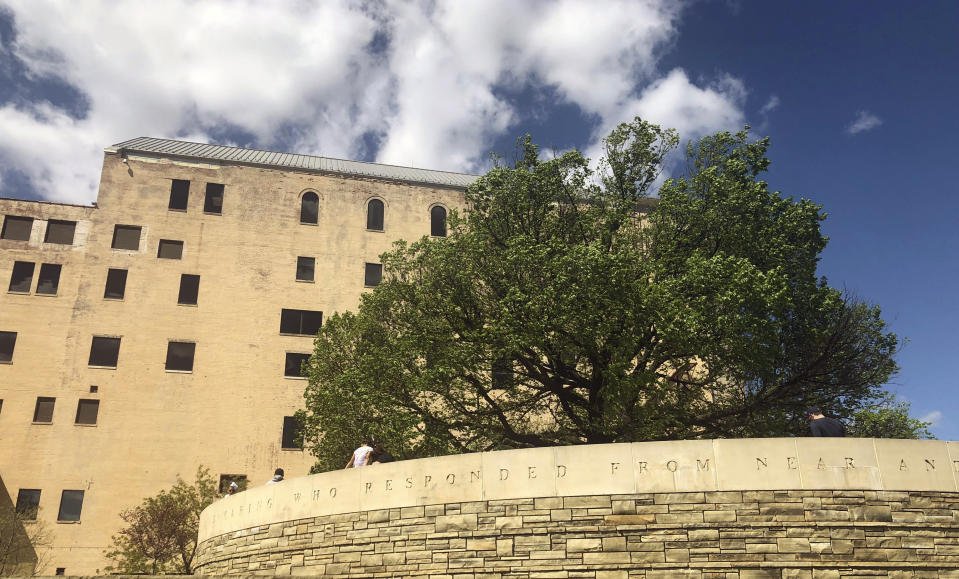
(195, 490, 959, 578)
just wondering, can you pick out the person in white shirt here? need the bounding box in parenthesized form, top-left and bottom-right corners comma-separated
(266, 468, 284, 484)
(345, 439, 373, 468)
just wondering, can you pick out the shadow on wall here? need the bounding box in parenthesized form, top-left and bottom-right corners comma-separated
(0, 472, 40, 576)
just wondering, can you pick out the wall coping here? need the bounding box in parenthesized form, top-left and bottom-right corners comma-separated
(198, 438, 959, 541)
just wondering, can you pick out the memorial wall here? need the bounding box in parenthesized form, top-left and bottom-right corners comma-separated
(195, 438, 959, 578)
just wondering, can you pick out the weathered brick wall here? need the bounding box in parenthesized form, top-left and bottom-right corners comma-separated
(194, 490, 959, 578)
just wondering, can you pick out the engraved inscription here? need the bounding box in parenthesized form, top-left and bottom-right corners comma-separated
(637, 461, 648, 474)
(666, 460, 678, 472)
(500, 468, 509, 481)
(556, 465, 567, 478)
(611, 462, 620, 475)
(697, 459, 710, 471)
(845, 458, 855, 469)
(787, 457, 798, 470)
(528, 466, 537, 479)
(757, 457, 768, 470)
(925, 459, 935, 471)
(446, 473, 455, 484)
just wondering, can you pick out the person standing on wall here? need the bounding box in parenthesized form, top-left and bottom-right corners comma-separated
(807, 407, 845, 437)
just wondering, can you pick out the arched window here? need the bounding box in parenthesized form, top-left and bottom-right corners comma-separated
(300, 192, 318, 224)
(367, 199, 384, 231)
(430, 205, 447, 237)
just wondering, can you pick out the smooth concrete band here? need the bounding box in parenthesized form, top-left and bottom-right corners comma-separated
(198, 438, 959, 542)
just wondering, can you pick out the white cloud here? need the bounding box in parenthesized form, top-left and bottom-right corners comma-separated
(919, 410, 942, 426)
(0, 0, 750, 204)
(760, 95, 780, 115)
(846, 110, 882, 135)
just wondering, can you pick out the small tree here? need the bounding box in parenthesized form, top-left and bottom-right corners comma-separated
(849, 395, 934, 439)
(105, 466, 218, 574)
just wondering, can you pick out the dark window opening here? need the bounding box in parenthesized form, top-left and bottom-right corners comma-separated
(89, 336, 121, 368)
(104, 268, 127, 299)
(431, 205, 447, 237)
(285, 352, 311, 377)
(0, 331, 16, 363)
(300, 192, 319, 224)
(36, 263, 62, 295)
(178, 274, 200, 305)
(2, 215, 33, 241)
(43, 219, 77, 245)
(218, 474, 248, 494)
(364, 263, 382, 287)
(281, 415, 303, 450)
(44, 220, 76, 245)
(169, 179, 190, 210)
(15, 489, 41, 520)
(296, 257, 315, 282)
(89, 385, 99, 393)
(367, 199, 384, 231)
(204, 183, 224, 214)
(157, 239, 184, 259)
(57, 490, 84, 522)
(9, 261, 35, 293)
(33, 397, 55, 423)
(56, 569, 65, 576)
(111, 225, 142, 250)
(492, 356, 514, 389)
(75, 399, 100, 425)
(280, 309, 322, 336)
(165, 341, 196, 372)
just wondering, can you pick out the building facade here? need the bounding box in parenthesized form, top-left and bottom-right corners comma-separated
(0, 138, 474, 573)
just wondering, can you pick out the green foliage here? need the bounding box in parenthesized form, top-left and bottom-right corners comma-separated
(104, 466, 218, 574)
(849, 395, 934, 439)
(300, 118, 907, 471)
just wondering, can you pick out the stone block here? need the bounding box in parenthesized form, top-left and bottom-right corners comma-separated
(704, 510, 737, 523)
(630, 550, 666, 563)
(740, 570, 782, 579)
(583, 551, 630, 564)
(497, 538, 514, 556)
(777, 538, 811, 552)
(654, 492, 706, 504)
(435, 513, 478, 532)
(495, 516, 524, 530)
(666, 548, 690, 562)
(565, 496, 612, 508)
(612, 500, 635, 514)
(467, 537, 497, 551)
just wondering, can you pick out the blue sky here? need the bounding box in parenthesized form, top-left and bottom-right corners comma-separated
(1, 1, 956, 438)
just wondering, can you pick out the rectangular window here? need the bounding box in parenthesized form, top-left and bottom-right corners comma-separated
(9, 261, 35, 293)
(218, 474, 247, 494)
(169, 179, 190, 211)
(364, 262, 383, 287)
(89, 336, 121, 368)
(36, 263, 62, 295)
(0, 331, 16, 363)
(165, 341, 196, 372)
(284, 352, 310, 378)
(104, 268, 127, 299)
(178, 274, 200, 305)
(33, 397, 55, 423)
(157, 239, 184, 259)
(111, 225, 142, 250)
(15, 489, 41, 520)
(75, 399, 100, 425)
(296, 257, 315, 282)
(57, 490, 84, 522)
(280, 309, 322, 336)
(44, 220, 76, 245)
(204, 183, 224, 214)
(2, 215, 33, 240)
(281, 416, 303, 450)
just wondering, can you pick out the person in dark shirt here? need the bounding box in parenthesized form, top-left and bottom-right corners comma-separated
(369, 443, 395, 464)
(807, 407, 845, 437)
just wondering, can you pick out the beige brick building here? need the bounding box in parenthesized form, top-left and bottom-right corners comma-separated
(0, 138, 474, 574)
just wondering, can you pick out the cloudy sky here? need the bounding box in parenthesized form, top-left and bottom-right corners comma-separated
(1, 1, 957, 438)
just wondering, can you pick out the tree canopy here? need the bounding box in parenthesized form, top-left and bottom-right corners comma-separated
(300, 118, 907, 472)
(104, 467, 218, 574)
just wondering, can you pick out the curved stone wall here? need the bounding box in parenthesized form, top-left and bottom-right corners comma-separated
(195, 438, 959, 577)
